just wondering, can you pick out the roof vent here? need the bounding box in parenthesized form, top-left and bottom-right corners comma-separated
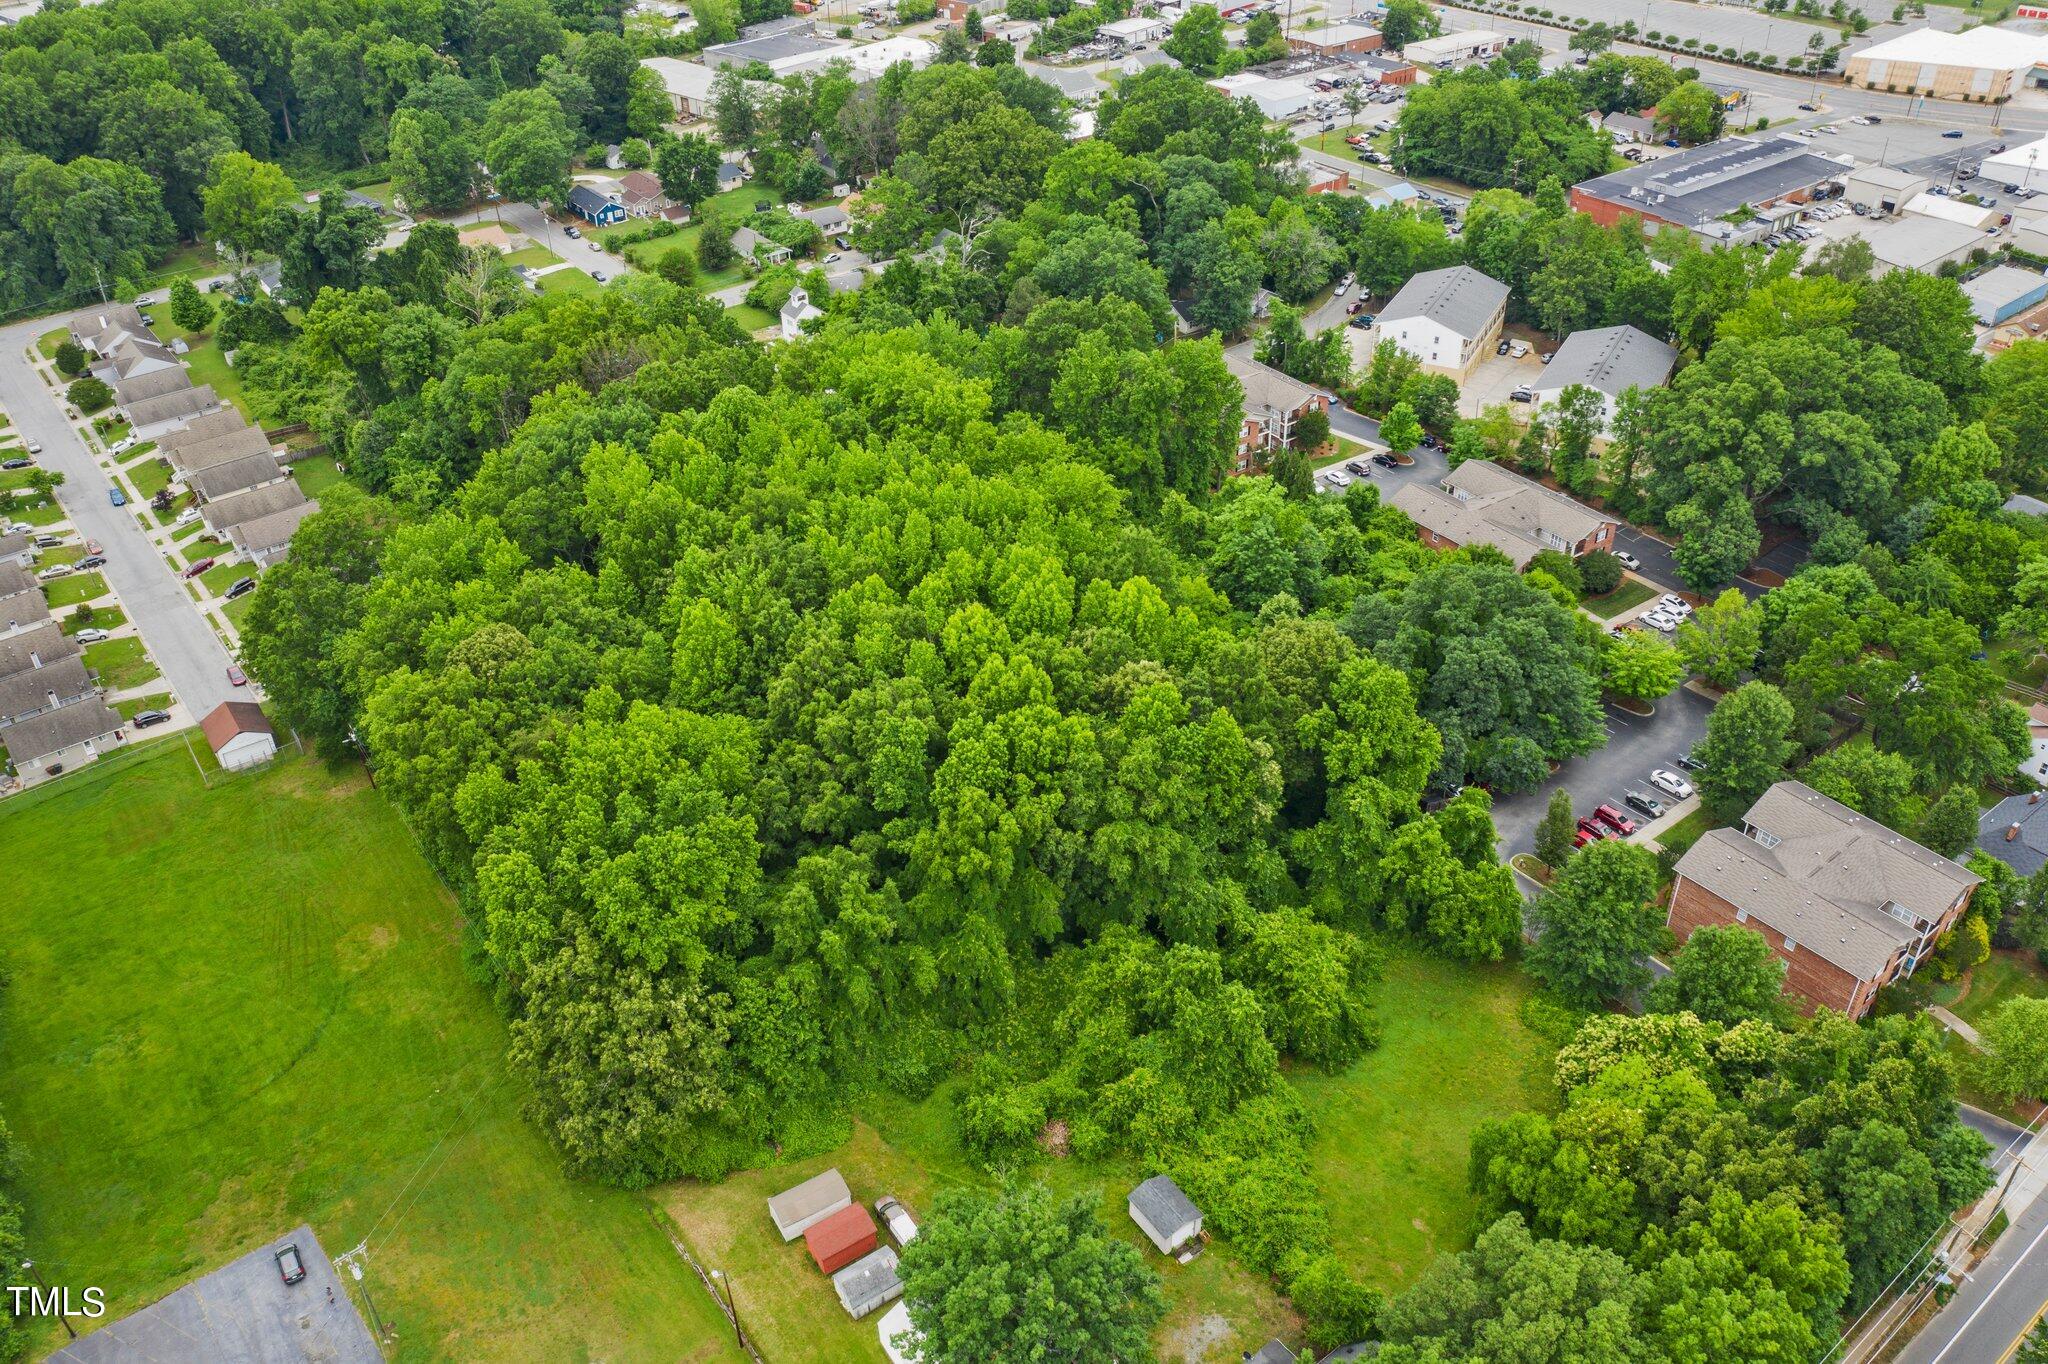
(2031, 792, 2042, 805)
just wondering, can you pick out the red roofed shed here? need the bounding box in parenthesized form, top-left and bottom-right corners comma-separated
(804, 1203, 879, 1276)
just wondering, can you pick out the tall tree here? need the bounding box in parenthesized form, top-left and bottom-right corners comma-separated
(1695, 680, 1796, 818)
(1527, 839, 1665, 1007)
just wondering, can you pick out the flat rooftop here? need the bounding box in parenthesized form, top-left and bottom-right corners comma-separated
(52, 1225, 382, 1364)
(1575, 134, 1851, 228)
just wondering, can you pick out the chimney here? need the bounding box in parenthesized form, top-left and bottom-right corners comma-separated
(2032, 792, 2042, 805)
(2010, 824, 2023, 842)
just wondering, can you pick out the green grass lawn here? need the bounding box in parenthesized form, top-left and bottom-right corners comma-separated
(36, 327, 67, 360)
(171, 518, 205, 542)
(38, 544, 83, 566)
(126, 455, 171, 501)
(147, 240, 222, 288)
(111, 690, 172, 721)
(81, 636, 160, 691)
(60, 605, 126, 634)
(537, 268, 599, 297)
(9, 497, 65, 527)
(0, 746, 746, 1362)
(42, 570, 106, 609)
(183, 538, 223, 567)
(502, 245, 563, 271)
(1951, 951, 2048, 1031)
(222, 591, 257, 634)
(726, 303, 777, 334)
(1582, 578, 1659, 619)
(199, 560, 253, 597)
(1289, 947, 1556, 1293)
(291, 454, 344, 499)
(0, 469, 33, 492)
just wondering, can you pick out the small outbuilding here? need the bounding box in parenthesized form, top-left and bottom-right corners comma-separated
(805, 1202, 880, 1275)
(1128, 1174, 1203, 1256)
(768, 1167, 853, 1241)
(832, 1245, 903, 1319)
(202, 700, 277, 771)
(876, 1300, 925, 1364)
(1245, 1341, 1298, 1364)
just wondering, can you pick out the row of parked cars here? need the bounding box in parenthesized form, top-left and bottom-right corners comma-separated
(1574, 761, 1701, 847)
(1626, 592, 1693, 635)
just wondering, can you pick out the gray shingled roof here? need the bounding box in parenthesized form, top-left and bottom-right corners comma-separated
(231, 500, 318, 557)
(0, 560, 34, 599)
(1675, 781, 1979, 980)
(123, 385, 219, 428)
(0, 622, 80, 679)
(0, 533, 29, 562)
(1, 697, 122, 762)
(1378, 266, 1510, 341)
(0, 656, 93, 725)
(1574, 134, 1851, 230)
(832, 1246, 903, 1314)
(1129, 1175, 1200, 1235)
(170, 425, 272, 475)
(187, 452, 283, 501)
(1225, 352, 1321, 421)
(203, 481, 306, 535)
(1979, 793, 2048, 877)
(157, 408, 252, 456)
(0, 582, 50, 635)
(1533, 325, 1676, 400)
(113, 365, 195, 406)
(1390, 461, 1611, 568)
(1245, 1343, 1298, 1364)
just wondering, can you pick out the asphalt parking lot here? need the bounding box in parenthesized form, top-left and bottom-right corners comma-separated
(1457, 347, 1548, 417)
(1489, 685, 1717, 865)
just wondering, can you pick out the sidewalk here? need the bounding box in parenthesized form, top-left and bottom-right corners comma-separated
(1931, 1006, 1983, 1048)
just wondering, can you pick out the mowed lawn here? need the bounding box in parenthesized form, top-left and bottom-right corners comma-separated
(0, 746, 745, 1363)
(1288, 947, 1558, 1293)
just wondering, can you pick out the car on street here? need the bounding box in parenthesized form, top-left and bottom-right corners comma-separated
(1346, 301, 1365, 315)
(0, 457, 30, 470)
(75, 628, 109, 643)
(24, 443, 40, 454)
(134, 709, 172, 727)
(275, 1244, 306, 1286)
(108, 487, 125, 506)
(591, 270, 607, 282)
(1591, 804, 1637, 836)
(1798, 102, 1818, 111)
(1650, 768, 1694, 799)
(184, 557, 214, 578)
(1943, 129, 1964, 138)
(225, 576, 258, 599)
(564, 224, 581, 238)
(1624, 790, 1666, 820)
(227, 663, 248, 687)
(1612, 550, 1640, 571)
(1334, 279, 1350, 298)
(37, 563, 69, 579)
(79, 554, 106, 569)
(588, 239, 602, 251)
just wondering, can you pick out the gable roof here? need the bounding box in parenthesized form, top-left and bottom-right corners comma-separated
(643, 55, 719, 103)
(158, 408, 254, 455)
(1, 697, 122, 762)
(0, 560, 35, 601)
(202, 480, 306, 535)
(1129, 1175, 1201, 1234)
(1980, 792, 2048, 876)
(0, 655, 92, 724)
(0, 579, 50, 635)
(1379, 266, 1509, 340)
(768, 1168, 852, 1237)
(230, 500, 318, 559)
(618, 170, 665, 205)
(123, 385, 219, 429)
(113, 366, 196, 407)
(1675, 780, 1979, 980)
(1534, 325, 1677, 399)
(201, 700, 273, 752)
(0, 533, 29, 562)
(567, 184, 618, 216)
(1390, 460, 1612, 567)
(186, 451, 284, 501)
(168, 425, 272, 475)
(0, 622, 80, 680)
(1224, 352, 1321, 421)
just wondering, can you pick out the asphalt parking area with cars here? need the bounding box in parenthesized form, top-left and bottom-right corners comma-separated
(1488, 685, 1716, 869)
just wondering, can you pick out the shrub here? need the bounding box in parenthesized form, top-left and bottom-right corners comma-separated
(66, 376, 113, 414)
(53, 340, 86, 377)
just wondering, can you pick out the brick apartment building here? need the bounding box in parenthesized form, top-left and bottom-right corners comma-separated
(1667, 781, 1980, 1018)
(1389, 460, 1618, 567)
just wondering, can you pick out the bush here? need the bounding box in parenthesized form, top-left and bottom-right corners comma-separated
(1294, 408, 1331, 451)
(1527, 549, 1583, 596)
(66, 376, 113, 414)
(656, 248, 698, 287)
(53, 340, 86, 377)
(1579, 549, 1624, 595)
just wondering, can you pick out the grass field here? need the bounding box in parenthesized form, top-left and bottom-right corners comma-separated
(126, 455, 171, 500)
(42, 570, 106, 609)
(0, 746, 747, 1362)
(292, 455, 344, 499)
(36, 327, 66, 360)
(727, 303, 777, 334)
(502, 245, 563, 271)
(1951, 950, 2048, 1031)
(222, 591, 257, 634)
(199, 559, 252, 597)
(60, 605, 125, 634)
(1582, 578, 1658, 619)
(537, 268, 600, 297)
(656, 944, 1551, 1362)
(81, 636, 159, 690)
(111, 690, 172, 721)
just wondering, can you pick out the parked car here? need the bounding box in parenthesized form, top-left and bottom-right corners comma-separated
(0, 457, 30, 470)
(174, 507, 201, 527)
(227, 664, 247, 687)
(1326, 470, 1353, 487)
(876, 1195, 919, 1245)
(1574, 818, 1612, 847)
(36, 563, 69, 579)
(225, 576, 258, 600)
(1345, 460, 1371, 475)
(108, 487, 125, 506)
(835, 235, 852, 250)
(1591, 804, 1637, 836)
(79, 554, 106, 569)
(824, 252, 841, 264)
(184, 557, 215, 578)
(1497, 339, 1512, 356)
(135, 709, 173, 728)
(275, 1244, 306, 1286)
(1612, 550, 1641, 571)
(564, 224, 582, 238)
(1507, 339, 1530, 358)
(1675, 748, 1704, 772)
(24, 443, 39, 454)
(1624, 790, 1666, 820)
(1334, 279, 1350, 298)
(1372, 452, 1398, 468)
(1639, 609, 1679, 631)
(75, 628, 110, 643)
(110, 435, 136, 455)
(1943, 129, 1964, 138)
(1650, 768, 1694, 799)
(1655, 594, 1692, 618)
(591, 270, 607, 282)
(1509, 387, 1535, 403)
(31, 534, 61, 548)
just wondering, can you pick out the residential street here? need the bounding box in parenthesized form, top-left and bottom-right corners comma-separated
(0, 324, 237, 721)
(1898, 1183, 2048, 1364)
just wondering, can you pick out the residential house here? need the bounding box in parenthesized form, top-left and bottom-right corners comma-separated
(186, 451, 285, 503)
(1570, 135, 1850, 244)
(1391, 460, 1618, 566)
(201, 480, 308, 538)
(566, 184, 628, 226)
(0, 622, 80, 680)
(1527, 324, 1678, 428)
(1600, 111, 1657, 144)
(0, 563, 50, 641)
(617, 170, 670, 218)
(717, 160, 748, 192)
(0, 532, 33, 570)
(1025, 62, 1105, 106)
(800, 203, 851, 237)
(1289, 20, 1383, 54)
(112, 366, 198, 413)
(1, 698, 124, 786)
(1128, 1176, 1203, 1256)
(1980, 787, 2048, 875)
(229, 501, 318, 567)
(1246, 1343, 1298, 1364)
(69, 304, 152, 357)
(0, 655, 92, 727)
(833, 1248, 903, 1320)
(123, 384, 220, 434)
(780, 285, 824, 340)
(768, 1168, 853, 1240)
(1667, 781, 1980, 1018)
(91, 336, 182, 385)
(1223, 352, 1329, 471)
(731, 225, 793, 264)
(201, 700, 277, 771)
(1377, 265, 1509, 381)
(1122, 47, 1181, 75)
(159, 412, 263, 471)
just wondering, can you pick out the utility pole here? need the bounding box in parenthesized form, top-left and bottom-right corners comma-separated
(711, 1269, 747, 1349)
(335, 1243, 388, 1343)
(20, 1262, 76, 1341)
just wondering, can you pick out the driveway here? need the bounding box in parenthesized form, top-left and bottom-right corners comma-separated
(1488, 687, 1715, 865)
(0, 329, 237, 721)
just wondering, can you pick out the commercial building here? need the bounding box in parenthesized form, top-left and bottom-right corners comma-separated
(1390, 460, 1619, 567)
(1961, 265, 2048, 325)
(1376, 264, 1509, 381)
(1289, 20, 1384, 55)
(843, 35, 936, 78)
(642, 57, 718, 119)
(1853, 214, 1988, 275)
(1570, 134, 1850, 243)
(1668, 781, 1979, 1018)
(702, 31, 851, 75)
(1843, 163, 1929, 215)
(1903, 191, 2002, 230)
(1401, 29, 1507, 67)
(1843, 25, 2048, 103)
(1097, 14, 1168, 45)
(1527, 323, 1677, 427)
(1985, 134, 2048, 196)
(1208, 71, 1323, 120)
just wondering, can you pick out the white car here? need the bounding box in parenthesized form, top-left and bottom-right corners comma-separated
(1326, 470, 1352, 487)
(1334, 280, 1350, 298)
(25, 442, 41, 454)
(1655, 594, 1692, 618)
(4, 521, 29, 535)
(1650, 768, 1695, 800)
(1613, 550, 1641, 571)
(75, 628, 109, 643)
(1639, 610, 1679, 632)
(174, 507, 201, 527)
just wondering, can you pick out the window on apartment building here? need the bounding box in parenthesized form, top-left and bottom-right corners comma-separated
(1734, 908, 1748, 923)
(1783, 934, 1797, 952)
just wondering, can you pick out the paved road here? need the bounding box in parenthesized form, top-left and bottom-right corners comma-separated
(1898, 1191, 2048, 1364)
(0, 328, 236, 720)
(1964, 1104, 2032, 1169)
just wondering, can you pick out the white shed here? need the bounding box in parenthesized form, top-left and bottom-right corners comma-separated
(767, 1167, 852, 1241)
(1128, 1175, 1203, 1256)
(201, 700, 277, 772)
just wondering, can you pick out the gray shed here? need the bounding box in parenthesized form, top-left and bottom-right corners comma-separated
(1246, 1342, 1298, 1364)
(832, 1245, 903, 1319)
(768, 1167, 852, 1241)
(1128, 1175, 1202, 1256)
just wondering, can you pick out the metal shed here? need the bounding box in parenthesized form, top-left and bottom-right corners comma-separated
(832, 1245, 903, 1319)
(767, 1167, 852, 1241)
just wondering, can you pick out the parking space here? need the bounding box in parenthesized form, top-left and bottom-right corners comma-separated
(1489, 686, 1717, 867)
(1457, 345, 1549, 417)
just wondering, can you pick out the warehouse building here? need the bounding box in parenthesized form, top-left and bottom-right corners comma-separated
(1571, 134, 1850, 243)
(1843, 163, 1929, 216)
(1961, 265, 2048, 325)
(1844, 25, 2048, 102)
